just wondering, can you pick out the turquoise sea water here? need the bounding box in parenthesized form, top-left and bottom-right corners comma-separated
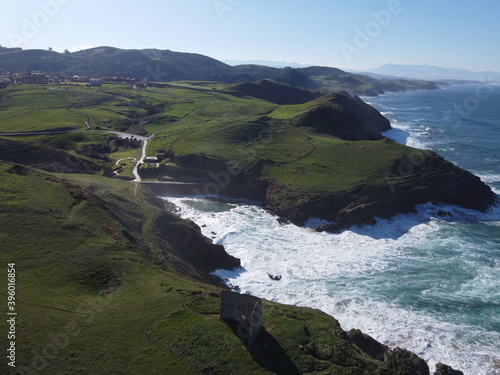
(164, 84, 500, 375)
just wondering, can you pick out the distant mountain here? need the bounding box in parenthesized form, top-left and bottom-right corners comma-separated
(0, 46, 438, 96)
(223, 59, 310, 68)
(368, 64, 500, 82)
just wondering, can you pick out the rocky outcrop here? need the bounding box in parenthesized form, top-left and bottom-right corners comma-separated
(152, 211, 240, 274)
(264, 150, 496, 232)
(347, 329, 389, 361)
(384, 347, 430, 375)
(347, 329, 467, 375)
(291, 92, 391, 140)
(434, 362, 464, 375)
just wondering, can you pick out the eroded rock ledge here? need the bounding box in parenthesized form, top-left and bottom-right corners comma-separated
(264, 150, 496, 232)
(148, 150, 495, 233)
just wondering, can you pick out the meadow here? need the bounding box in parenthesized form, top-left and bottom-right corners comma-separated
(0, 81, 423, 195)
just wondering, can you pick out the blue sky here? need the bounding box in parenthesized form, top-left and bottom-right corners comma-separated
(2, 0, 500, 72)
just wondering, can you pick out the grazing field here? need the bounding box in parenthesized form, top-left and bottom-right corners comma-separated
(0, 81, 420, 197)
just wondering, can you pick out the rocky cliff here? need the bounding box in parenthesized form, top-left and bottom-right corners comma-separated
(264, 149, 496, 232)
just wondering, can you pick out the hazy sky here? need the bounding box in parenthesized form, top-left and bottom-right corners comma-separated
(2, 0, 500, 71)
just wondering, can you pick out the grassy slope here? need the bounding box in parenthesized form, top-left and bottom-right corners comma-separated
(0, 82, 429, 203)
(149, 90, 414, 194)
(0, 164, 407, 375)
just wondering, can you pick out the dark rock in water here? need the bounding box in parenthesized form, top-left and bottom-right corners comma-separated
(346, 329, 388, 361)
(277, 217, 289, 225)
(434, 362, 464, 375)
(385, 347, 430, 375)
(268, 273, 282, 281)
(437, 210, 452, 218)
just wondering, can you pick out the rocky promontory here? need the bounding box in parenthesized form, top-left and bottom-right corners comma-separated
(157, 89, 496, 232)
(264, 149, 496, 232)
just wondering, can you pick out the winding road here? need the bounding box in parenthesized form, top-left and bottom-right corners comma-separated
(1, 102, 214, 182)
(128, 102, 214, 182)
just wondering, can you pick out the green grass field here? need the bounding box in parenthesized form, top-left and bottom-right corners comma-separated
(0, 82, 418, 196)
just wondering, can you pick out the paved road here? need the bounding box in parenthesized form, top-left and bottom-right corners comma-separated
(128, 102, 214, 182)
(1, 102, 214, 183)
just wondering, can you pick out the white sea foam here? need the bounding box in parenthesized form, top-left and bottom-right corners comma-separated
(163, 196, 500, 375)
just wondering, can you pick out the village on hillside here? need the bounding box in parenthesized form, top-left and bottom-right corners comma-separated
(0, 70, 148, 89)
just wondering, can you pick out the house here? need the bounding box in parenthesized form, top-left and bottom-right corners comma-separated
(87, 79, 102, 87)
(20, 73, 48, 84)
(144, 157, 159, 163)
(156, 151, 167, 161)
(71, 75, 88, 82)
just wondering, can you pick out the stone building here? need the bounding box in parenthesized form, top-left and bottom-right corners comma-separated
(220, 290, 262, 345)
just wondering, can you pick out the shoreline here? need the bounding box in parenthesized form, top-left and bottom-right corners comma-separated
(163, 194, 500, 375)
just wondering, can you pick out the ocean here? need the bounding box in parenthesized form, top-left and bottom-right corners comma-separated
(162, 84, 500, 375)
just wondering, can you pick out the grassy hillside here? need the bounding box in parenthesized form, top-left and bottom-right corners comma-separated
(0, 162, 430, 374)
(2, 81, 491, 219)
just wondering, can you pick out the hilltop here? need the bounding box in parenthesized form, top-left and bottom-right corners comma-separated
(221, 79, 323, 104)
(0, 46, 438, 96)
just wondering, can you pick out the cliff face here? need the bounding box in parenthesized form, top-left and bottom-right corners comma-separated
(52, 169, 240, 285)
(159, 145, 495, 234)
(264, 150, 496, 232)
(152, 210, 240, 274)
